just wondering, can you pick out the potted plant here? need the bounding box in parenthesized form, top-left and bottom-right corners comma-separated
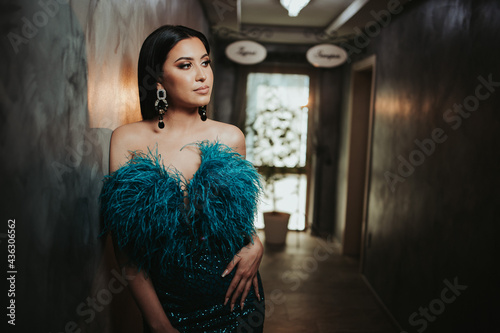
(258, 165, 291, 245)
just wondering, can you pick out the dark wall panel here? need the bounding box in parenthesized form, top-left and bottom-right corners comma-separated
(312, 68, 344, 236)
(358, 0, 500, 331)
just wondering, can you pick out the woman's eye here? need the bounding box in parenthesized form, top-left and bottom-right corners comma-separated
(202, 59, 211, 67)
(179, 63, 192, 69)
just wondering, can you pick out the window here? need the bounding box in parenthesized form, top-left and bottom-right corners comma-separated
(245, 73, 310, 230)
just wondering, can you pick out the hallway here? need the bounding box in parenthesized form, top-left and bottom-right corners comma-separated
(259, 231, 398, 333)
(2, 0, 499, 332)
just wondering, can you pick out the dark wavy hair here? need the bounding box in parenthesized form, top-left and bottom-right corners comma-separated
(137, 25, 210, 120)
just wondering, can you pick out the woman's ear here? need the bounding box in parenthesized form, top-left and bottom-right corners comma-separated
(156, 82, 164, 91)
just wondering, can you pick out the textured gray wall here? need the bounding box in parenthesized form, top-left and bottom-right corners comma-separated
(336, 0, 500, 331)
(0, 0, 209, 332)
(0, 1, 106, 332)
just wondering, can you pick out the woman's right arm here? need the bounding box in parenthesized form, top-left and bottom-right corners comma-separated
(109, 127, 179, 333)
(114, 244, 179, 333)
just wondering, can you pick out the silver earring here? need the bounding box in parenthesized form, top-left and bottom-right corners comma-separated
(155, 88, 168, 129)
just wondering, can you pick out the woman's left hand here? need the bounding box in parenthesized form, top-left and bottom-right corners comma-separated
(222, 236, 264, 311)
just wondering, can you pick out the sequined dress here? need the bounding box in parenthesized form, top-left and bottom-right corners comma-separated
(100, 141, 265, 333)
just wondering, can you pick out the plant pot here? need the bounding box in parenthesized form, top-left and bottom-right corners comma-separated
(263, 212, 290, 245)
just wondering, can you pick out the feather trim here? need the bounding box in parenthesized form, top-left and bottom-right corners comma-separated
(185, 141, 263, 263)
(99, 141, 263, 275)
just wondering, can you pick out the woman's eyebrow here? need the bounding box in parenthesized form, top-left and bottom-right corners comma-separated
(174, 54, 209, 62)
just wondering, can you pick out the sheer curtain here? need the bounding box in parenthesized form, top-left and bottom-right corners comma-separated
(244, 73, 310, 230)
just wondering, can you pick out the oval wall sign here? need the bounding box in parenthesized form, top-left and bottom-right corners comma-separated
(306, 44, 347, 68)
(225, 40, 267, 65)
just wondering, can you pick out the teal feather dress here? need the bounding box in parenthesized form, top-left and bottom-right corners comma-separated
(100, 140, 265, 332)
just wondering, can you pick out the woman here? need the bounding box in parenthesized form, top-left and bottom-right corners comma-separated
(100, 25, 265, 332)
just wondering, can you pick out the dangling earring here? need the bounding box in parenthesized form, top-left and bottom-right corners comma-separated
(198, 105, 207, 121)
(155, 88, 168, 129)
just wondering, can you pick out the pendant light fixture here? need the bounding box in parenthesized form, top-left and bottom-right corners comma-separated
(280, 0, 311, 17)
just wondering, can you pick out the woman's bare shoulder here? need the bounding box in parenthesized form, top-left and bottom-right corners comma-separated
(112, 121, 148, 141)
(209, 120, 246, 154)
(112, 121, 155, 150)
(109, 121, 149, 172)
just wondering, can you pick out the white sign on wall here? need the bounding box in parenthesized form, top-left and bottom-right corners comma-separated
(306, 44, 348, 68)
(225, 40, 267, 65)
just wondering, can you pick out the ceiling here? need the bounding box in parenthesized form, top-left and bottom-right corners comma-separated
(240, 0, 354, 27)
(200, 0, 413, 44)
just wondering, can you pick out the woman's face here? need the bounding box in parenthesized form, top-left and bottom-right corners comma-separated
(157, 37, 213, 110)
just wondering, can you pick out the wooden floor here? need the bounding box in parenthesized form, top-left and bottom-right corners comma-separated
(258, 230, 398, 333)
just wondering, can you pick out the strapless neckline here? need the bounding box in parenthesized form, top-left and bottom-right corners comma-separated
(123, 140, 242, 192)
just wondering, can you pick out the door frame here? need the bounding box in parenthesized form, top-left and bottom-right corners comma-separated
(342, 55, 376, 269)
